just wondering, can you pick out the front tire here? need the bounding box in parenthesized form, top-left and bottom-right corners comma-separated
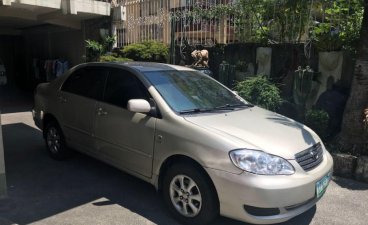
(162, 162, 219, 225)
(44, 121, 70, 160)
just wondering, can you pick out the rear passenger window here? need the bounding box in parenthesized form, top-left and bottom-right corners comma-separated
(103, 68, 150, 108)
(61, 67, 107, 100)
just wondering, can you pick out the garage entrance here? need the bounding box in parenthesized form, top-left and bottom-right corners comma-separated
(0, 1, 111, 91)
(0, 0, 112, 198)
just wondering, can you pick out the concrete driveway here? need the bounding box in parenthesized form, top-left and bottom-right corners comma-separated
(0, 111, 367, 225)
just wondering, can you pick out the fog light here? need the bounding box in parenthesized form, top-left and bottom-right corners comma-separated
(244, 205, 280, 216)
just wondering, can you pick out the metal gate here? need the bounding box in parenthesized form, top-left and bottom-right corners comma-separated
(113, 0, 236, 47)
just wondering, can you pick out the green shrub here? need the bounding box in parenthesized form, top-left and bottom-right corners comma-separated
(85, 39, 104, 62)
(304, 109, 329, 139)
(102, 36, 116, 52)
(99, 55, 133, 62)
(234, 76, 282, 111)
(85, 36, 116, 62)
(122, 41, 168, 62)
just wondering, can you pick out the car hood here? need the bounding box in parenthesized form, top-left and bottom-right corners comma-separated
(184, 106, 319, 159)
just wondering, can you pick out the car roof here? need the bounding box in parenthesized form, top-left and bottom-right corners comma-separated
(83, 62, 195, 73)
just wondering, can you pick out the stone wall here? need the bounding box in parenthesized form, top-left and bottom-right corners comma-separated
(333, 154, 368, 183)
(175, 43, 354, 91)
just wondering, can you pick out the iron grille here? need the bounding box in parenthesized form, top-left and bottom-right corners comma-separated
(295, 143, 323, 171)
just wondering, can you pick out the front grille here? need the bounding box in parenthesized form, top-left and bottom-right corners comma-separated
(295, 143, 323, 171)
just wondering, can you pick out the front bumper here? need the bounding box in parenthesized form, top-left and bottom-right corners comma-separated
(32, 108, 43, 130)
(205, 150, 333, 224)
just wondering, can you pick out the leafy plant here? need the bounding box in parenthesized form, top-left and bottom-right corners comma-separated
(85, 39, 104, 62)
(102, 35, 116, 52)
(234, 76, 282, 111)
(304, 109, 329, 140)
(85, 36, 117, 62)
(311, 23, 343, 51)
(99, 55, 133, 62)
(122, 41, 169, 62)
(310, 0, 364, 51)
(189, 0, 363, 47)
(191, 0, 311, 43)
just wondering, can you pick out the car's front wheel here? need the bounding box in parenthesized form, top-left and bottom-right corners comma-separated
(44, 121, 70, 160)
(162, 162, 219, 225)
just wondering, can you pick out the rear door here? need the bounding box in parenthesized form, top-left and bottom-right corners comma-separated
(94, 68, 156, 177)
(58, 66, 108, 154)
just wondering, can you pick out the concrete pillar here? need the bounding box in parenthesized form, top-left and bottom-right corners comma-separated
(0, 114, 7, 198)
(2, 0, 13, 6)
(111, 23, 118, 48)
(216, 17, 227, 44)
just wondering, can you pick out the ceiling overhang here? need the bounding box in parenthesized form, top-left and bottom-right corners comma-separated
(0, 0, 111, 33)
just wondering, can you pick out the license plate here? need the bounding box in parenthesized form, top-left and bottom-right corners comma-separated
(316, 172, 331, 198)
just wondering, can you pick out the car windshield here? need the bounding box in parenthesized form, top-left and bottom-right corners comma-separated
(143, 70, 250, 113)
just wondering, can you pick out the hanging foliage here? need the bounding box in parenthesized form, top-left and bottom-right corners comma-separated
(310, 0, 364, 51)
(189, 0, 363, 48)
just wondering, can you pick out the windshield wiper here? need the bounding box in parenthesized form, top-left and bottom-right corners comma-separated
(179, 108, 215, 114)
(179, 103, 254, 115)
(214, 103, 254, 110)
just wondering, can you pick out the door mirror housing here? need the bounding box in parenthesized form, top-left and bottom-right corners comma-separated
(127, 99, 151, 113)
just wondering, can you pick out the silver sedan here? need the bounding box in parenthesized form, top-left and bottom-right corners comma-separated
(33, 62, 333, 225)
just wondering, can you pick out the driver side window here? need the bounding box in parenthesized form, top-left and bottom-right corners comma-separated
(103, 68, 150, 109)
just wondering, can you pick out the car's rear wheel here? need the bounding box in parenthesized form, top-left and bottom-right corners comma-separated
(44, 121, 70, 160)
(162, 162, 219, 225)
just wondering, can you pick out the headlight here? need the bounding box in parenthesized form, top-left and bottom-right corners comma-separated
(229, 149, 295, 175)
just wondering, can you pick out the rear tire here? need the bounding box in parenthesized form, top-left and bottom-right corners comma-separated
(162, 162, 219, 225)
(44, 121, 70, 160)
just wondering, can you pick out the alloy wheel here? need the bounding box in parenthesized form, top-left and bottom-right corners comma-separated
(46, 127, 61, 154)
(169, 175, 202, 217)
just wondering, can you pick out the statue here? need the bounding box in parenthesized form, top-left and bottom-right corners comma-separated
(191, 49, 209, 68)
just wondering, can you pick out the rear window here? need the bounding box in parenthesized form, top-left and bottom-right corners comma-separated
(61, 67, 108, 100)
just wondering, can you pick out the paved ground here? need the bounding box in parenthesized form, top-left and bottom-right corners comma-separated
(0, 85, 368, 225)
(0, 84, 33, 114)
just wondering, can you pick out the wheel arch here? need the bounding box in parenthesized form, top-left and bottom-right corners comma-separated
(42, 114, 59, 137)
(157, 155, 219, 202)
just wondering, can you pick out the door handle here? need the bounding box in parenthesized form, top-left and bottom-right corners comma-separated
(97, 107, 108, 116)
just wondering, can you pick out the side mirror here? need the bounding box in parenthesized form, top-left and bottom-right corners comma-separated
(127, 99, 151, 113)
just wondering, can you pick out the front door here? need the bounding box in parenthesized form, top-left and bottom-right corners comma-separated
(94, 68, 156, 177)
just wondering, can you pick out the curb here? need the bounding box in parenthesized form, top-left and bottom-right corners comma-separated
(332, 153, 368, 183)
